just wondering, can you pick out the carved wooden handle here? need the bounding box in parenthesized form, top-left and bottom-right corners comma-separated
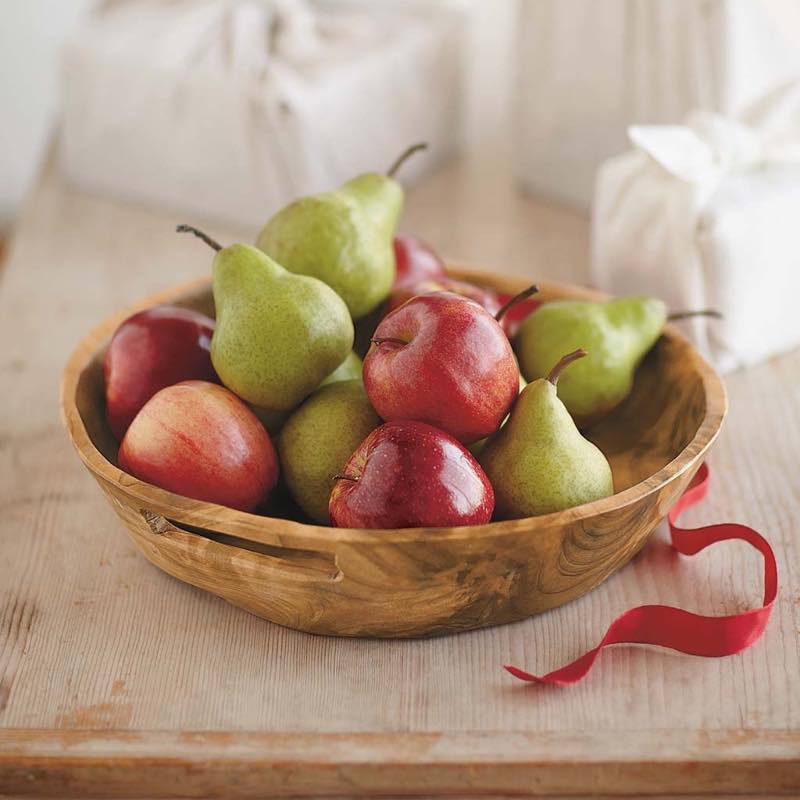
(139, 510, 342, 583)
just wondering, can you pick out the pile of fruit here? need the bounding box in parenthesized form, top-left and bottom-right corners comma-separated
(106, 145, 695, 529)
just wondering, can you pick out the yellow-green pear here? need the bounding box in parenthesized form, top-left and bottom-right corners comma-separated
(248, 405, 291, 436)
(278, 380, 380, 523)
(177, 225, 353, 411)
(256, 144, 427, 319)
(251, 351, 362, 435)
(515, 297, 667, 427)
(480, 350, 613, 518)
(320, 351, 362, 386)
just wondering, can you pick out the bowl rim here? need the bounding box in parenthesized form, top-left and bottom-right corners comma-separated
(60, 265, 728, 547)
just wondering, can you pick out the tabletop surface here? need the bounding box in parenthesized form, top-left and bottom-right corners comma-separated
(0, 152, 798, 797)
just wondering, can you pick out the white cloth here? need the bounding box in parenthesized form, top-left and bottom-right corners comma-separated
(513, 0, 800, 209)
(592, 83, 800, 372)
(60, 0, 463, 228)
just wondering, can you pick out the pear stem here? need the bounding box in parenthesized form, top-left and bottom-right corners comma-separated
(547, 349, 587, 386)
(386, 142, 428, 178)
(494, 284, 540, 322)
(371, 337, 407, 348)
(332, 474, 359, 483)
(667, 309, 723, 322)
(176, 224, 222, 252)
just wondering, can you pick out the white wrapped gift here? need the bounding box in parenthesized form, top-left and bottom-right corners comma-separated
(591, 84, 800, 373)
(513, 0, 800, 209)
(60, 0, 464, 228)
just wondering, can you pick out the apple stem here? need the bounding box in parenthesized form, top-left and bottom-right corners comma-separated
(548, 349, 587, 386)
(176, 224, 222, 252)
(332, 474, 359, 483)
(387, 142, 428, 178)
(371, 337, 407, 348)
(494, 284, 540, 322)
(667, 309, 723, 322)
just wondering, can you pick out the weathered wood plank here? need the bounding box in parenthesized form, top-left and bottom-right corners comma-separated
(1, 730, 799, 798)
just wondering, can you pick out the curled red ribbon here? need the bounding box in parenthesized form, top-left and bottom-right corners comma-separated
(504, 464, 777, 685)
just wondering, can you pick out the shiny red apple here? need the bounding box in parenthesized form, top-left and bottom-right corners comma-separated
(118, 381, 278, 512)
(393, 234, 446, 289)
(104, 305, 217, 441)
(328, 421, 494, 528)
(363, 292, 519, 444)
(386, 276, 503, 319)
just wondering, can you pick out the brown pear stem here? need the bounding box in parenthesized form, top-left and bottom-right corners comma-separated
(547, 349, 587, 386)
(494, 284, 540, 322)
(386, 142, 428, 178)
(176, 224, 222, 252)
(371, 337, 407, 347)
(667, 309, 723, 322)
(332, 474, 359, 483)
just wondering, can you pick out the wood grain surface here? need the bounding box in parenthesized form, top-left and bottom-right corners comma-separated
(0, 155, 798, 797)
(1, 730, 798, 798)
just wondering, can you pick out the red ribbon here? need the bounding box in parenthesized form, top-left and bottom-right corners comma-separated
(504, 464, 777, 685)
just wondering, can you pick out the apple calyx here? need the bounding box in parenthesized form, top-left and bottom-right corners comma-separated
(370, 337, 408, 348)
(547, 348, 587, 386)
(667, 309, 723, 322)
(332, 474, 359, 483)
(176, 224, 223, 252)
(387, 142, 428, 179)
(494, 284, 540, 323)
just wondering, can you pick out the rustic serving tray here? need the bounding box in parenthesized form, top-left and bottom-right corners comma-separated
(60, 267, 726, 638)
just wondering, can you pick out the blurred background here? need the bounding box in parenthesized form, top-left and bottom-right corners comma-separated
(1, 0, 518, 234)
(2, 0, 800, 368)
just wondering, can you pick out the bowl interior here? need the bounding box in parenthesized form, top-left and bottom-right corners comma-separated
(74, 278, 708, 526)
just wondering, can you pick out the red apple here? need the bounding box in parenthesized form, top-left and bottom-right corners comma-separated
(104, 305, 217, 441)
(386, 276, 502, 318)
(118, 381, 278, 512)
(363, 292, 519, 444)
(329, 421, 494, 528)
(393, 234, 446, 289)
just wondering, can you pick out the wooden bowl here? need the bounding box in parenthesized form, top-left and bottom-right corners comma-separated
(61, 268, 727, 638)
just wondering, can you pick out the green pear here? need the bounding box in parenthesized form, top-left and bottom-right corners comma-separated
(320, 351, 362, 386)
(248, 405, 291, 436)
(278, 380, 380, 523)
(250, 351, 361, 435)
(177, 226, 354, 411)
(256, 144, 426, 319)
(515, 297, 667, 427)
(480, 350, 613, 518)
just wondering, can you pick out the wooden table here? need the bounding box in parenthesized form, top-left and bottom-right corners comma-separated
(1, 154, 798, 798)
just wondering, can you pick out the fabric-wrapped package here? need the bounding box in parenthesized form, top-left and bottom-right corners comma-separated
(592, 84, 800, 373)
(513, 0, 800, 208)
(60, 0, 464, 228)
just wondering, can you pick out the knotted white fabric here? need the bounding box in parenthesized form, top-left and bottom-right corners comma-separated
(513, 0, 800, 209)
(60, 0, 462, 228)
(592, 83, 800, 372)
